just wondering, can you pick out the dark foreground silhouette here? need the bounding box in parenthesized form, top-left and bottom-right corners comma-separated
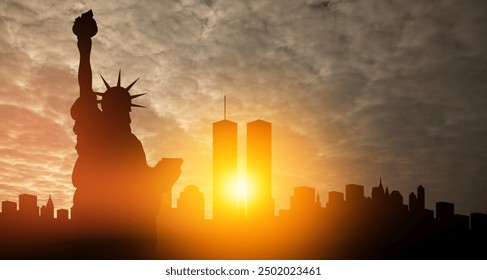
(1, 183, 486, 259)
(156, 183, 487, 260)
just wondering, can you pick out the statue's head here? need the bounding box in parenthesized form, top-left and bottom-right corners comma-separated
(101, 86, 132, 113)
(96, 70, 145, 122)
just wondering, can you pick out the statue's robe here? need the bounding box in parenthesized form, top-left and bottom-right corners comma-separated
(71, 95, 161, 258)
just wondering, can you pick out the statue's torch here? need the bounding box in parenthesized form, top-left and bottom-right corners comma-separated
(72, 9, 98, 38)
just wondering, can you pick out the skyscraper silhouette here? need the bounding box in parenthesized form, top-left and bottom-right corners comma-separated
(246, 120, 274, 220)
(371, 178, 386, 203)
(40, 195, 54, 220)
(417, 185, 425, 210)
(212, 119, 238, 220)
(409, 185, 426, 212)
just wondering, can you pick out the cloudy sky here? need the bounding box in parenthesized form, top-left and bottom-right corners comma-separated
(1, 0, 486, 217)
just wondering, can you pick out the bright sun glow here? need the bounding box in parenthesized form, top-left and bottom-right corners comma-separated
(236, 175, 247, 203)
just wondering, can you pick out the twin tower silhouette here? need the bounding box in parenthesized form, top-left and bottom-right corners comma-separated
(212, 100, 274, 222)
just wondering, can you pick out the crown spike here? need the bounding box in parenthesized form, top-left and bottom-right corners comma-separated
(126, 78, 139, 91)
(130, 93, 146, 99)
(100, 74, 111, 89)
(131, 103, 146, 108)
(117, 69, 121, 87)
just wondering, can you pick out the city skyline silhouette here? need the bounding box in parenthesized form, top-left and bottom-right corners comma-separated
(2, 176, 487, 259)
(1, 4, 487, 260)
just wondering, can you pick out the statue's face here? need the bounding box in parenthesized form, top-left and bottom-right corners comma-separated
(100, 87, 133, 124)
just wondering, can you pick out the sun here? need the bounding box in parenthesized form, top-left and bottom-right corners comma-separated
(236, 175, 248, 203)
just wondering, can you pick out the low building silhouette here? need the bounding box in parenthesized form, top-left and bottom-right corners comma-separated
(57, 209, 69, 221)
(177, 185, 205, 221)
(436, 201, 455, 221)
(1, 201, 17, 217)
(471, 212, 487, 233)
(290, 186, 321, 213)
(327, 191, 344, 209)
(18, 194, 38, 219)
(345, 184, 364, 205)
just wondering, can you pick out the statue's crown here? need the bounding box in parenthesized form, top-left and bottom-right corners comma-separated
(96, 70, 146, 112)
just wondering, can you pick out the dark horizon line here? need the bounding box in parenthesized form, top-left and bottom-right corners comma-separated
(1, 181, 485, 221)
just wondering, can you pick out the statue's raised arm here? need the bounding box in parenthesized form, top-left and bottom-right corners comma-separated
(72, 10, 97, 100)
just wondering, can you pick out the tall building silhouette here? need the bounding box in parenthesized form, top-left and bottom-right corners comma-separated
(417, 185, 425, 210)
(409, 185, 426, 212)
(409, 192, 417, 211)
(371, 178, 386, 203)
(212, 118, 238, 220)
(246, 120, 274, 220)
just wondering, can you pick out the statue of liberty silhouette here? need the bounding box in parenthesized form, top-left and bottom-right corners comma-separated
(71, 10, 182, 259)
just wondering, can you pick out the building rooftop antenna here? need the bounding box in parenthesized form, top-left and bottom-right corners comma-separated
(224, 95, 227, 120)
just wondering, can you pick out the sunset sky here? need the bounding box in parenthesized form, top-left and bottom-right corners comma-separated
(1, 0, 486, 217)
